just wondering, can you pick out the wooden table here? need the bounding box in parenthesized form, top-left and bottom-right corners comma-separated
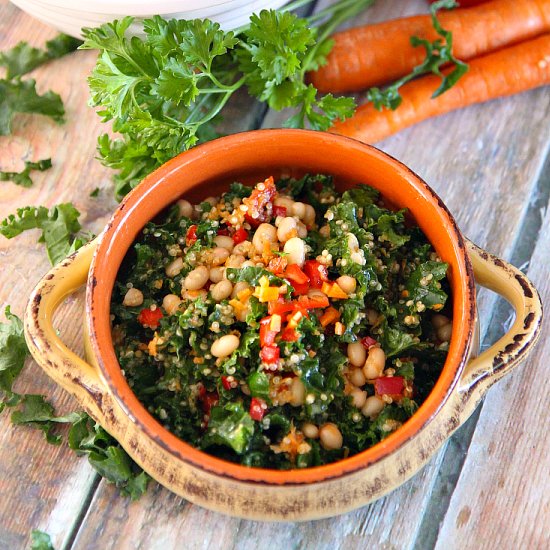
(1, 1, 549, 548)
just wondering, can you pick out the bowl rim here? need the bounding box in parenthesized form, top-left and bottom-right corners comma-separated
(86, 129, 476, 485)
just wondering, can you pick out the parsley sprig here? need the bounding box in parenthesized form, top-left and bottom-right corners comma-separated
(367, 0, 468, 111)
(0, 307, 150, 500)
(0, 158, 52, 187)
(81, 0, 374, 199)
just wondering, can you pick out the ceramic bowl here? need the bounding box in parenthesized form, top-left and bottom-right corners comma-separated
(9, 0, 289, 37)
(25, 130, 542, 521)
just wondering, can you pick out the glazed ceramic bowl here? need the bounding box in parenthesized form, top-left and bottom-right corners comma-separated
(25, 130, 542, 521)
(9, 0, 289, 37)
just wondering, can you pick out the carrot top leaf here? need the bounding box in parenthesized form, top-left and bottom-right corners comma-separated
(367, 0, 468, 111)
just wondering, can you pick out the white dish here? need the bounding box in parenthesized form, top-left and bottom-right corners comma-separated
(9, 0, 289, 37)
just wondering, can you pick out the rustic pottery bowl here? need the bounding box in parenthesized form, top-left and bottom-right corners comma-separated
(24, 129, 542, 521)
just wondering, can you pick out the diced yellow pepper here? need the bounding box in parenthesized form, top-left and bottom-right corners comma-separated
(255, 285, 280, 302)
(270, 314, 282, 332)
(237, 288, 253, 301)
(288, 310, 303, 329)
(335, 322, 345, 335)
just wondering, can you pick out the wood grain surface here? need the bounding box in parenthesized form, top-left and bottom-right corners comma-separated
(0, 0, 549, 549)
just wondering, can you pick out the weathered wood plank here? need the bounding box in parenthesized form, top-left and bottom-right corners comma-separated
(433, 179, 550, 550)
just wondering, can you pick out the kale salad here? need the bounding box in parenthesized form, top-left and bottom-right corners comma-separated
(111, 174, 453, 469)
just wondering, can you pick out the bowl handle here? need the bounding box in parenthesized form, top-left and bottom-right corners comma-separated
(24, 240, 107, 420)
(458, 240, 542, 410)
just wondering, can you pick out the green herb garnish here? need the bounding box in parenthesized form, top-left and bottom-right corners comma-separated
(367, 0, 468, 110)
(0, 158, 52, 187)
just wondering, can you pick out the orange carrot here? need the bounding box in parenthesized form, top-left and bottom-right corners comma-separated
(330, 34, 550, 143)
(310, 0, 550, 93)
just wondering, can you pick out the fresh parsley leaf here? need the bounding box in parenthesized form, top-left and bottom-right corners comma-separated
(82, 2, 374, 199)
(0, 306, 28, 407)
(0, 203, 85, 265)
(89, 187, 100, 197)
(11, 394, 81, 444)
(0, 34, 81, 79)
(367, 0, 468, 110)
(0, 78, 64, 135)
(0, 158, 51, 187)
(68, 413, 151, 500)
(30, 530, 55, 550)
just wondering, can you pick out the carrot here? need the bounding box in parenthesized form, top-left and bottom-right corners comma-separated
(310, 0, 550, 93)
(330, 34, 550, 144)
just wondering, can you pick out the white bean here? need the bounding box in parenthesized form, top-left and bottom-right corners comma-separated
(165, 257, 184, 278)
(302, 423, 319, 439)
(123, 288, 143, 307)
(347, 342, 367, 367)
(241, 260, 255, 268)
(292, 202, 307, 219)
(274, 196, 294, 211)
(296, 221, 308, 238)
(184, 266, 209, 290)
(225, 254, 245, 268)
(204, 196, 218, 206)
(303, 204, 316, 227)
(337, 275, 357, 294)
(283, 237, 306, 266)
(432, 314, 451, 329)
(319, 423, 343, 450)
(177, 199, 193, 218)
(209, 266, 225, 283)
(362, 346, 386, 380)
(349, 368, 366, 387)
(162, 294, 182, 315)
(252, 223, 277, 254)
(233, 240, 252, 256)
(276, 217, 298, 243)
(289, 378, 305, 406)
(211, 247, 230, 266)
(211, 334, 240, 358)
(361, 395, 385, 419)
(350, 388, 367, 409)
(437, 323, 453, 342)
(213, 235, 234, 251)
(211, 280, 233, 302)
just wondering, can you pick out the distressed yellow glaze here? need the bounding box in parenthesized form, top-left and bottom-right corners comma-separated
(24, 237, 542, 521)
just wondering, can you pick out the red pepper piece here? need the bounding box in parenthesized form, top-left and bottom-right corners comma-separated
(361, 336, 378, 349)
(259, 316, 278, 346)
(273, 205, 287, 217)
(221, 376, 232, 391)
(250, 397, 267, 421)
(217, 227, 230, 236)
(291, 280, 310, 296)
(268, 298, 296, 316)
(267, 256, 288, 275)
(186, 224, 198, 246)
(260, 345, 280, 364)
(284, 264, 310, 285)
(201, 391, 219, 415)
(137, 307, 163, 329)
(280, 326, 299, 342)
(374, 376, 404, 397)
(303, 260, 329, 288)
(232, 227, 248, 244)
(243, 177, 277, 227)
